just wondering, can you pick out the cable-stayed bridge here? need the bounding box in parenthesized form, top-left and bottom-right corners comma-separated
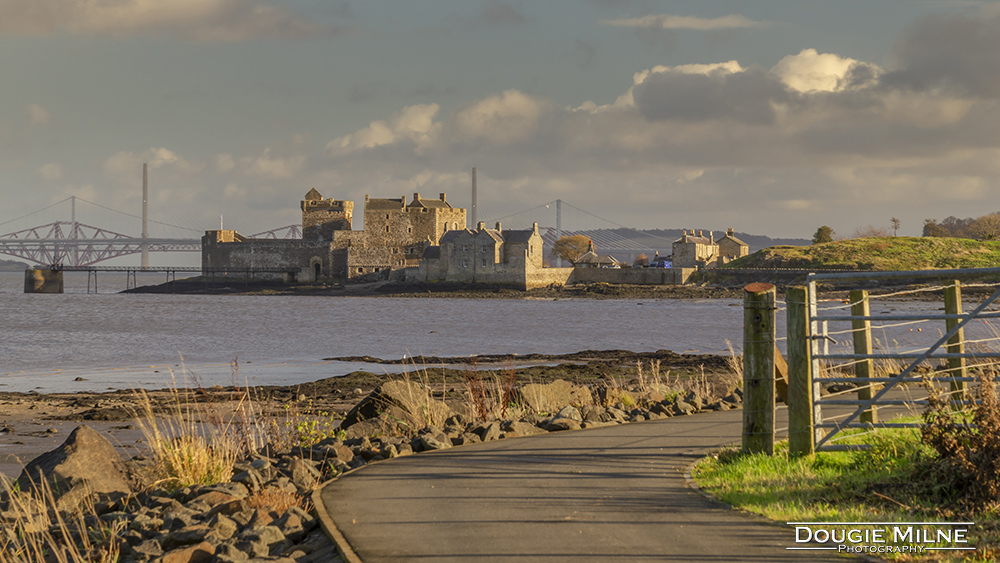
(478, 199, 676, 261)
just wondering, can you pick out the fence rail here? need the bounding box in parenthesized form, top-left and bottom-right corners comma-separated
(743, 268, 1000, 455)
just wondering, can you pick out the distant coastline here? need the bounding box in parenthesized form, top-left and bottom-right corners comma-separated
(0, 260, 28, 271)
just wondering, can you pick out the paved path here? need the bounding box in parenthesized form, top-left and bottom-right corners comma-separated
(317, 409, 868, 562)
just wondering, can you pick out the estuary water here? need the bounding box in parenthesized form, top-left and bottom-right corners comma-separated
(0, 271, 747, 394)
(2, 270, 983, 394)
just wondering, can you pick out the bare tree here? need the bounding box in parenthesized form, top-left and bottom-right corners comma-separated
(970, 213, 1000, 241)
(853, 225, 891, 238)
(891, 217, 901, 236)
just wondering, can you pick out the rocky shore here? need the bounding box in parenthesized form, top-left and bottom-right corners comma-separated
(1, 354, 740, 563)
(124, 277, 988, 302)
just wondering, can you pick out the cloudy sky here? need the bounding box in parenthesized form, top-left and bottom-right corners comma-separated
(3, 0, 1000, 245)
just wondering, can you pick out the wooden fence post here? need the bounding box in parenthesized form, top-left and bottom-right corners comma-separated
(850, 290, 878, 424)
(944, 280, 968, 406)
(787, 287, 814, 456)
(743, 283, 776, 454)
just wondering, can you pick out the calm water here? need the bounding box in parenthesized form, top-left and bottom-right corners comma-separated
(3, 270, 991, 394)
(0, 271, 748, 393)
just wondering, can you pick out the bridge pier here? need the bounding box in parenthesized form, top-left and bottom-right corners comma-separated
(24, 269, 64, 293)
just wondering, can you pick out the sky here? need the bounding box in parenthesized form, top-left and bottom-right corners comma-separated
(3, 0, 1000, 247)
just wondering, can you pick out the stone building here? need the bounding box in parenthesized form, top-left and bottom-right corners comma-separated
(670, 228, 750, 269)
(202, 190, 465, 281)
(573, 241, 619, 268)
(718, 228, 750, 263)
(413, 222, 572, 289)
(671, 230, 719, 268)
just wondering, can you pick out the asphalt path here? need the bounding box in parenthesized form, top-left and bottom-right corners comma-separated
(317, 406, 889, 562)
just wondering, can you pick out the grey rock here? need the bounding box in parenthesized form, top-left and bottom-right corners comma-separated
(288, 458, 322, 490)
(519, 379, 592, 413)
(419, 435, 452, 450)
(545, 418, 581, 431)
(553, 406, 582, 422)
(132, 539, 163, 559)
(15, 425, 132, 512)
(674, 400, 696, 416)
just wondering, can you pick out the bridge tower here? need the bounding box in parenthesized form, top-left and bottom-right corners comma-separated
(141, 163, 149, 269)
(471, 167, 477, 229)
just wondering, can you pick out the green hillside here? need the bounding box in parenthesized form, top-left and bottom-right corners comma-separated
(724, 237, 1000, 271)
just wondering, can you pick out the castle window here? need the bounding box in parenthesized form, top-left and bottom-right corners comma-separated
(357, 267, 364, 273)
(481, 259, 487, 267)
(408, 227, 412, 234)
(386, 214, 390, 219)
(385, 226, 390, 233)
(480, 244, 488, 252)
(461, 259, 469, 268)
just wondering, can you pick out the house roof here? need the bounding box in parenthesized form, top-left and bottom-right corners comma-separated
(720, 233, 748, 246)
(574, 251, 618, 265)
(365, 197, 405, 210)
(422, 246, 441, 260)
(674, 235, 712, 245)
(479, 229, 504, 243)
(410, 198, 452, 209)
(439, 229, 472, 244)
(304, 188, 323, 201)
(502, 230, 535, 243)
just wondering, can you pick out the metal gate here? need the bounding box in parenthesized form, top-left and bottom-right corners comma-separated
(788, 268, 1000, 454)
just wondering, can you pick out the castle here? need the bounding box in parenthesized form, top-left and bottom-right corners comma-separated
(202, 189, 465, 281)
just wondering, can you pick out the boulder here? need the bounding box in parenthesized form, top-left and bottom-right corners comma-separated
(16, 425, 131, 511)
(341, 380, 453, 431)
(502, 420, 546, 437)
(519, 379, 592, 413)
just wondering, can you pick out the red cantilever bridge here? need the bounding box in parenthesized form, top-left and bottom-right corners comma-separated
(0, 196, 299, 267)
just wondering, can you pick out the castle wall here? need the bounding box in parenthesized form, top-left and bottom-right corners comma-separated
(569, 267, 694, 285)
(301, 199, 353, 241)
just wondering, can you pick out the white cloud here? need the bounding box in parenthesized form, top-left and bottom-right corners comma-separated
(38, 162, 63, 180)
(103, 147, 202, 182)
(52, 184, 97, 203)
(602, 14, 767, 31)
(216, 153, 236, 172)
(453, 90, 551, 145)
(26, 103, 51, 127)
(239, 148, 305, 179)
(0, 0, 338, 42)
(330, 103, 441, 152)
(771, 49, 873, 93)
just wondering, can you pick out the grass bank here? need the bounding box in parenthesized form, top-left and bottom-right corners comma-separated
(725, 237, 1000, 271)
(692, 419, 999, 561)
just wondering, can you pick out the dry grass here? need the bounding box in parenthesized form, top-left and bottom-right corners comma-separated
(462, 362, 522, 421)
(246, 485, 308, 514)
(129, 369, 240, 492)
(0, 474, 125, 563)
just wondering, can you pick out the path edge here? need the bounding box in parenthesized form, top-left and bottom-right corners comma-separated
(312, 467, 367, 563)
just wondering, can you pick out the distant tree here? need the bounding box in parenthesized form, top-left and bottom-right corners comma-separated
(812, 226, 835, 244)
(923, 219, 948, 237)
(634, 253, 649, 267)
(970, 213, 1000, 241)
(853, 225, 891, 238)
(891, 217, 901, 236)
(550, 235, 592, 263)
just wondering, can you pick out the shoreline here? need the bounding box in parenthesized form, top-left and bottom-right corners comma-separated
(0, 350, 732, 479)
(121, 277, 998, 301)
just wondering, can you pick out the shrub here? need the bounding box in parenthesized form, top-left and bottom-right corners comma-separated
(921, 371, 1000, 510)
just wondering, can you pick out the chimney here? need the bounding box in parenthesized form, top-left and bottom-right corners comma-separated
(698, 230, 703, 237)
(710, 231, 714, 244)
(439, 193, 446, 201)
(532, 222, 538, 234)
(477, 221, 486, 231)
(728, 227, 734, 236)
(495, 222, 502, 232)
(414, 192, 421, 201)
(365, 194, 370, 201)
